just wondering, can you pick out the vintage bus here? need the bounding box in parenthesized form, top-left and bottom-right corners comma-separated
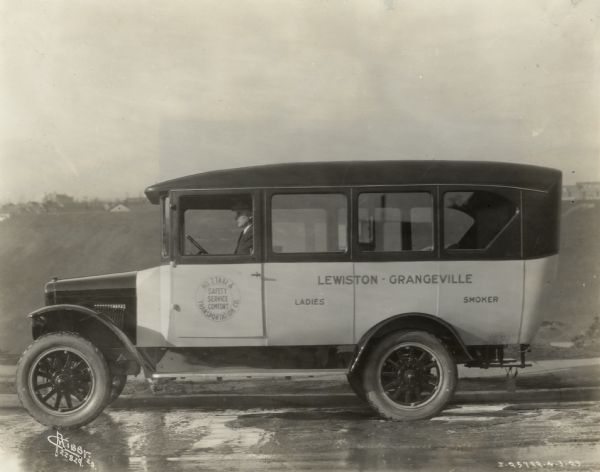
(16, 161, 561, 428)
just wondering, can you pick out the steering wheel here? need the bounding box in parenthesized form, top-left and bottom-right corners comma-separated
(186, 235, 208, 255)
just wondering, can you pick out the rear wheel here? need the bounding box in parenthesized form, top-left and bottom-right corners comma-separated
(362, 331, 457, 420)
(16, 332, 111, 429)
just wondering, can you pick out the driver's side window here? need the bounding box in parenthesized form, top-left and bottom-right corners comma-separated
(181, 194, 254, 256)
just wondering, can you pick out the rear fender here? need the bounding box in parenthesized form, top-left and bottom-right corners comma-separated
(349, 312, 472, 373)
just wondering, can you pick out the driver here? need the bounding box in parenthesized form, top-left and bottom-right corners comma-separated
(233, 205, 253, 255)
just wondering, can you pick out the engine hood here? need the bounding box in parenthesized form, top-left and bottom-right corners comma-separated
(45, 271, 137, 294)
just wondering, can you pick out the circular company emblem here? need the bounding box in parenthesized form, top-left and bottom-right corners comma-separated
(196, 276, 241, 322)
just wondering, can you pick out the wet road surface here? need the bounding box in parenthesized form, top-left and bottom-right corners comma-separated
(0, 401, 599, 471)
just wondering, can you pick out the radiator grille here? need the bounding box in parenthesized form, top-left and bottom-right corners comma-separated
(93, 303, 126, 329)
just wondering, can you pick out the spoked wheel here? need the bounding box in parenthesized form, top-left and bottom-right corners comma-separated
(16, 332, 110, 429)
(29, 348, 94, 412)
(362, 331, 457, 420)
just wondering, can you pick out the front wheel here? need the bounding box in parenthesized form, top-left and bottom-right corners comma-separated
(16, 332, 111, 429)
(362, 331, 457, 421)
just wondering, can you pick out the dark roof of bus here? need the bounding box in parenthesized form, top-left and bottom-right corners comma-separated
(144, 160, 561, 203)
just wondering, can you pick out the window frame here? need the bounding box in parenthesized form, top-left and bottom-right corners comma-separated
(352, 186, 439, 262)
(171, 188, 263, 265)
(439, 185, 522, 260)
(265, 188, 352, 263)
(160, 196, 171, 263)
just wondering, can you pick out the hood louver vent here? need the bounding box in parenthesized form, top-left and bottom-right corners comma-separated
(93, 303, 126, 329)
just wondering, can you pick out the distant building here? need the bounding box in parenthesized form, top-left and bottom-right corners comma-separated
(110, 204, 131, 213)
(562, 182, 600, 201)
(562, 185, 583, 201)
(122, 197, 151, 211)
(577, 182, 600, 200)
(43, 193, 76, 208)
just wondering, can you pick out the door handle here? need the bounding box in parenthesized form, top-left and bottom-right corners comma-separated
(251, 272, 276, 281)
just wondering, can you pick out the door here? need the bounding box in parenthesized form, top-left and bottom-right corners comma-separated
(352, 188, 439, 340)
(168, 190, 264, 345)
(263, 190, 354, 345)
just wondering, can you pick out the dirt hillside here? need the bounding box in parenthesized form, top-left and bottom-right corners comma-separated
(0, 208, 160, 354)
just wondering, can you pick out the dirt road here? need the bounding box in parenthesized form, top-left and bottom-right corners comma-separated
(0, 401, 598, 471)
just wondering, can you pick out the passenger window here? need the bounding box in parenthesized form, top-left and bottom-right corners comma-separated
(444, 191, 517, 250)
(181, 194, 254, 256)
(357, 192, 433, 252)
(271, 194, 347, 253)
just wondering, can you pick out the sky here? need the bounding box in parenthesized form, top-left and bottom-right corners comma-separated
(1, 0, 599, 203)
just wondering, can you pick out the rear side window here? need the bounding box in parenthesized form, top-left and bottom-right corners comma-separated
(358, 192, 433, 252)
(271, 194, 347, 253)
(443, 191, 518, 250)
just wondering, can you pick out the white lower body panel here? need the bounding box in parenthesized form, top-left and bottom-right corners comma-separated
(136, 265, 171, 346)
(354, 260, 524, 345)
(519, 255, 559, 344)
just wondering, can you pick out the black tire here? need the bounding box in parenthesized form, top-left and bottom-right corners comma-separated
(107, 373, 127, 404)
(346, 371, 367, 402)
(16, 332, 111, 429)
(362, 331, 457, 421)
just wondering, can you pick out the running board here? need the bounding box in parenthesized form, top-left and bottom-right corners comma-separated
(151, 369, 347, 381)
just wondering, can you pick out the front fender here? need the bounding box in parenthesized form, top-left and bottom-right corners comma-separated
(29, 304, 153, 377)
